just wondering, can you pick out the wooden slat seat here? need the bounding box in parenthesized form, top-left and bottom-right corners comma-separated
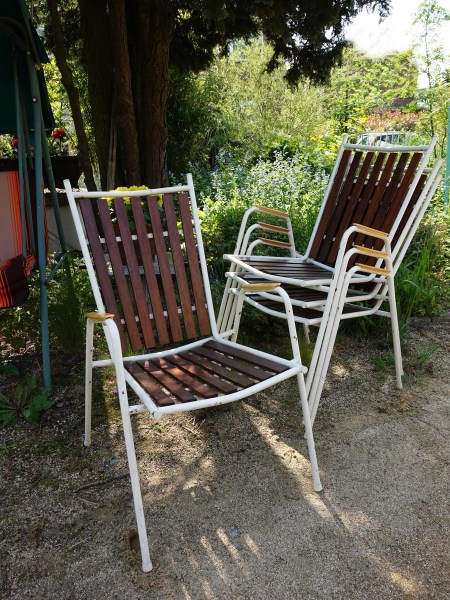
(125, 339, 289, 407)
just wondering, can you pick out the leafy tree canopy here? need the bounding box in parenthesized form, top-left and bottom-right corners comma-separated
(171, 0, 391, 83)
(36, 0, 392, 187)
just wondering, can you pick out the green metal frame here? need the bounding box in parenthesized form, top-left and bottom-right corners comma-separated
(1, 1, 69, 388)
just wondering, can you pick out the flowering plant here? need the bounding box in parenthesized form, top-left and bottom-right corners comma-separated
(106, 186, 163, 231)
(0, 134, 18, 158)
(49, 128, 69, 156)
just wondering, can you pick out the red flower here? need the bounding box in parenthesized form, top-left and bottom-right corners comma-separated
(51, 128, 67, 140)
(12, 137, 18, 147)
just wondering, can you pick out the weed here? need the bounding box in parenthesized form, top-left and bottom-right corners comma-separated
(0, 441, 17, 454)
(372, 354, 396, 374)
(0, 373, 53, 427)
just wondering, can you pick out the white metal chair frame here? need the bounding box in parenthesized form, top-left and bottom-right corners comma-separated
(218, 137, 443, 424)
(64, 175, 322, 573)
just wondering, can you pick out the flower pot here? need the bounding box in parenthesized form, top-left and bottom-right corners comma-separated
(47, 155, 82, 189)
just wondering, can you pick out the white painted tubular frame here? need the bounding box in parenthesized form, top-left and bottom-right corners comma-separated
(64, 175, 323, 574)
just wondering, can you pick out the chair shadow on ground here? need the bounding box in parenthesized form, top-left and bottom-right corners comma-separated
(88, 344, 436, 600)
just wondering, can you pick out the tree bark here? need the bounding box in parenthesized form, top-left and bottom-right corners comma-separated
(108, 0, 141, 185)
(78, 0, 113, 189)
(130, 0, 175, 187)
(46, 0, 97, 190)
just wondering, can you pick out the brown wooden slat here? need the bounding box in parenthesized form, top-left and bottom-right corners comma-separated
(146, 197, 183, 342)
(161, 354, 237, 394)
(316, 151, 364, 264)
(351, 153, 419, 260)
(131, 197, 170, 346)
(126, 362, 175, 406)
(79, 199, 126, 349)
(204, 340, 289, 374)
(241, 259, 333, 284)
(151, 357, 217, 398)
(135, 359, 196, 402)
(193, 346, 272, 381)
(309, 149, 352, 259)
(377, 153, 422, 235)
(326, 151, 378, 265)
(163, 194, 197, 338)
(114, 199, 156, 348)
(182, 349, 255, 388)
(179, 194, 211, 336)
(350, 152, 388, 228)
(350, 153, 398, 251)
(97, 199, 143, 351)
(369, 153, 410, 234)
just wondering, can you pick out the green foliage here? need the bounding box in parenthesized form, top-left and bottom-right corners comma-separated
(199, 149, 330, 272)
(412, 0, 450, 156)
(0, 373, 53, 427)
(325, 48, 418, 136)
(170, 0, 390, 84)
(0, 134, 17, 158)
(213, 39, 327, 161)
(48, 256, 94, 354)
(395, 198, 450, 322)
(0, 255, 93, 356)
(167, 66, 230, 174)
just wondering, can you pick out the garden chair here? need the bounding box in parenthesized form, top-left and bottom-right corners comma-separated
(218, 137, 443, 424)
(64, 175, 322, 573)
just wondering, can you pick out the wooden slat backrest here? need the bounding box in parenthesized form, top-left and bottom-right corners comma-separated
(309, 147, 428, 268)
(79, 191, 211, 353)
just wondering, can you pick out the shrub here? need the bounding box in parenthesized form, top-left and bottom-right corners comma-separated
(199, 149, 330, 273)
(0, 254, 93, 358)
(395, 195, 450, 321)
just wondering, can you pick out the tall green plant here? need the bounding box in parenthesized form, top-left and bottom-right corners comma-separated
(48, 256, 93, 354)
(395, 201, 450, 322)
(200, 149, 330, 271)
(325, 48, 418, 137)
(412, 0, 450, 157)
(214, 38, 328, 160)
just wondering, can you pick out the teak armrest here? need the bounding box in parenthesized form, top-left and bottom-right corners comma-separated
(86, 312, 115, 322)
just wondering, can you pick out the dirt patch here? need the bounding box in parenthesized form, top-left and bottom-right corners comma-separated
(1, 318, 449, 599)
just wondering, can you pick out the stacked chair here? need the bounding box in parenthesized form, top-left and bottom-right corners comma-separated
(218, 136, 443, 425)
(65, 175, 322, 573)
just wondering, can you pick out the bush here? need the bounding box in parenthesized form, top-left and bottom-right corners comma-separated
(0, 254, 93, 358)
(199, 149, 331, 273)
(395, 195, 450, 321)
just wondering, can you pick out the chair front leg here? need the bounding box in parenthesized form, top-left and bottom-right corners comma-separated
(84, 317, 95, 447)
(103, 318, 153, 573)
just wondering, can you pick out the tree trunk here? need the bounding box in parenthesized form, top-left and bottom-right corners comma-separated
(46, 0, 97, 190)
(108, 0, 141, 185)
(78, 0, 113, 189)
(130, 0, 175, 187)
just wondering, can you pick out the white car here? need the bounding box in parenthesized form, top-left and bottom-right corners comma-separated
(356, 131, 404, 147)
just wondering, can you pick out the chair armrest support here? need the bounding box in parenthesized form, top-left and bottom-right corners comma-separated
(256, 205, 289, 218)
(86, 312, 115, 322)
(241, 282, 281, 292)
(353, 223, 389, 239)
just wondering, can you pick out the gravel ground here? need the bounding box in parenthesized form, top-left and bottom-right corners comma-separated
(1, 318, 449, 599)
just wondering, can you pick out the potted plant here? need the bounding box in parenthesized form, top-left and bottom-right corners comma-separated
(47, 128, 82, 188)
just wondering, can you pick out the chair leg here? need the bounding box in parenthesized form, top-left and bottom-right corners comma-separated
(302, 323, 310, 345)
(117, 374, 153, 572)
(217, 273, 238, 333)
(230, 288, 246, 343)
(387, 276, 403, 389)
(84, 319, 94, 447)
(297, 373, 322, 492)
